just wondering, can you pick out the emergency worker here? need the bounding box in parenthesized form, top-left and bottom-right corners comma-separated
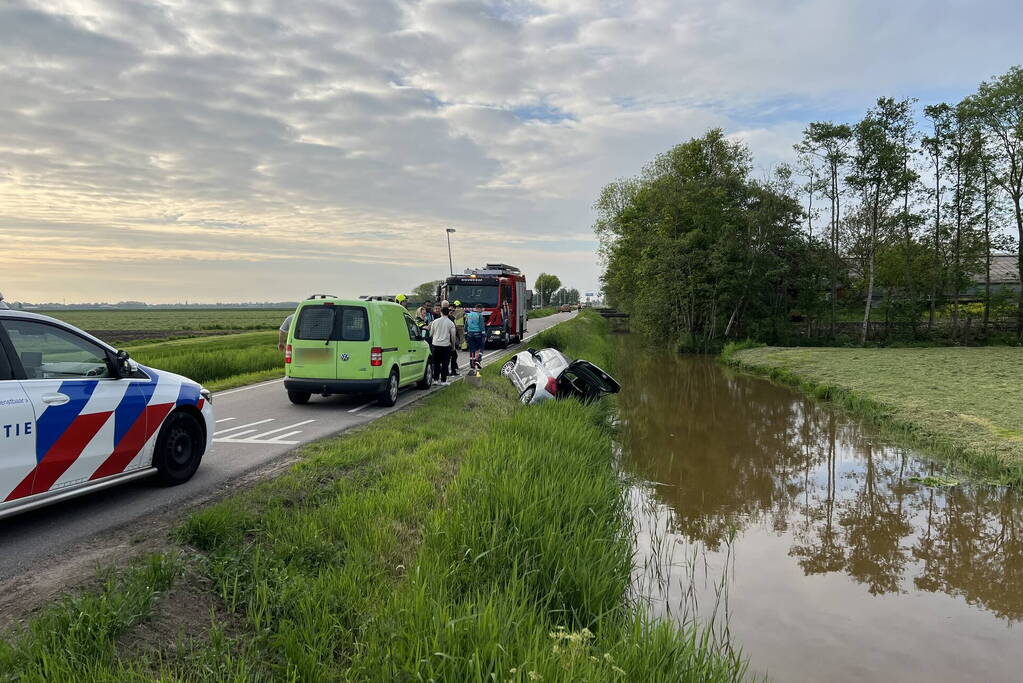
(464, 302, 486, 372)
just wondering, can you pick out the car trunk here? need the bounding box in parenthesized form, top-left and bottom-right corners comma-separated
(557, 360, 620, 401)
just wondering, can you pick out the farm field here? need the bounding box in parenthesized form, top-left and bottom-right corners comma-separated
(125, 332, 283, 392)
(727, 345, 1023, 484)
(34, 309, 294, 343)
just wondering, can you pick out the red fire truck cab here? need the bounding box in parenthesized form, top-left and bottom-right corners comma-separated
(440, 264, 531, 347)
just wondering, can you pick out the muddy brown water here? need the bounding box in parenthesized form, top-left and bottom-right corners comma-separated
(616, 345, 1023, 682)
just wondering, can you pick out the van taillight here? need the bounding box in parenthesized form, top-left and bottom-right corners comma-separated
(545, 377, 558, 396)
(285, 344, 293, 364)
(371, 347, 383, 366)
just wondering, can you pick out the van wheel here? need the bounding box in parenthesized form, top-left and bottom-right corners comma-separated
(377, 369, 400, 407)
(153, 411, 204, 486)
(417, 361, 433, 389)
(288, 390, 311, 405)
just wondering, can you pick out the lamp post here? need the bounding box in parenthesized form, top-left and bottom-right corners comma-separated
(445, 228, 456, 275)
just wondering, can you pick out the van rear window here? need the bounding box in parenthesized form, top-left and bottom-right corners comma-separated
(295, 306, 369, 341)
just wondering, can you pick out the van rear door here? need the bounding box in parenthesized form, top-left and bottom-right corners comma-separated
(333, 305, 373, 382)
(289, 305, 338, 379)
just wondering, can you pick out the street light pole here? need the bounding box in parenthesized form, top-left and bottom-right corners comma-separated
(445, 228, 456, 275)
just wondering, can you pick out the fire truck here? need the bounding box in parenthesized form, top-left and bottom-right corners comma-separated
(439, 264, 531, 347)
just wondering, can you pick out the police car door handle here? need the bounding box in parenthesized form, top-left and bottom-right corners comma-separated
(41, 393, 70, 406)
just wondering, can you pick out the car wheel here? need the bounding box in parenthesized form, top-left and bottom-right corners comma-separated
(500, 360, 516, 377)
(417, 361, 433, 389)
(153, 411, 205, 486)
(377, 369, 400, 406)
(519, 386, 536, 404)
(288, 390, 311, 405)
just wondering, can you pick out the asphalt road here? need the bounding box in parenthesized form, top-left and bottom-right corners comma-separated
(0, 311, 576, 580)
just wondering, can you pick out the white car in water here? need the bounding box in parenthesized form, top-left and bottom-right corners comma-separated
(0, 310, 214, 520)
(500, 347, 620, 404)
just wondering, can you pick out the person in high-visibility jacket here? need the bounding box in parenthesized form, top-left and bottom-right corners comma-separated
(464, 302, 487, 373)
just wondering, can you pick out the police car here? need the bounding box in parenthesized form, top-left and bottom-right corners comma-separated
(0, 310, 214, 519)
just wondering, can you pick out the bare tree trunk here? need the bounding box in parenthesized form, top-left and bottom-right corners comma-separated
(862, 250, 876, 345)
(1014, 197, 1023, 340)
(831, 167, 840, 336)
(982, 158, 992, 334)
(928, 156, 941, 330)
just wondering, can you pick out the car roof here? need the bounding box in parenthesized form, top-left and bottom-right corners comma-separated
(299, 298, 401, 308)
(0, 309, 117, 352)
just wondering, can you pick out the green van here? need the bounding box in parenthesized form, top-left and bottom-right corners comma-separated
(284, 296, 432, 406)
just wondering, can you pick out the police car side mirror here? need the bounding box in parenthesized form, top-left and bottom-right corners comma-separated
(113, 349, 134, 378)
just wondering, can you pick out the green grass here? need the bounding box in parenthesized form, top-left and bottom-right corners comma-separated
(36, 309, 293, 333)
(125, 332, 283, 391)
(725, 345, 1023, 485)
(527, 307, 559, 319)
(0, 311, 744, 681)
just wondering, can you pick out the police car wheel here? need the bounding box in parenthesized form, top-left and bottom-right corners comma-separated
(377, 369, 399, 407)
(153, 411, 204, 486)
(288, 390, 311, 405)
(417, 361, 433, 389)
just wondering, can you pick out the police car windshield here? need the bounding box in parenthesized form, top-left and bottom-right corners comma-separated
(448, 284, 498, 307)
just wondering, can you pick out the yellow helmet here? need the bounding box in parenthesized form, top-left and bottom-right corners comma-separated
(454, 300, 461, 307)
(395, 294, 407, 303)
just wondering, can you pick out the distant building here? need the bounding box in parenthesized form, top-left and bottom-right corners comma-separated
(963, 254, 1020, 301)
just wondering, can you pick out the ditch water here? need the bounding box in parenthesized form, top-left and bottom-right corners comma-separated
(615, 342, 1023, 682)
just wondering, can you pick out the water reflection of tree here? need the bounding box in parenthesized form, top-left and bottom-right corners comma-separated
(617, 347, 1023, 621)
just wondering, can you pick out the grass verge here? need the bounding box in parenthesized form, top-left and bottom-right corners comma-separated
(2, 312, 743, 681)
(722, 343, 1023, 485)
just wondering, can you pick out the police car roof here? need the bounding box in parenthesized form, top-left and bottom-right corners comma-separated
(0, 309, 117, 352)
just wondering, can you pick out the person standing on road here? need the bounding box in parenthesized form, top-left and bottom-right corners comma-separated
(448, 301, 464, 377)
(278, 313, 294, 351)
(0, 292, 9, 310)
(429, 306, 457, 385)
(464, 302, 486, 373)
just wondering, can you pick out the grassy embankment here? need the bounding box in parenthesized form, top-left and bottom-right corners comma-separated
(126, 332, 284, 392)
(724, 344, 1023, 485)
(0, 311, 743, 681)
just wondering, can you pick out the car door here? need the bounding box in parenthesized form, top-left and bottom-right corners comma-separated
(403, 314, 428, 382)
(0, 329, 37, 503)
(1, 318, 150, 496)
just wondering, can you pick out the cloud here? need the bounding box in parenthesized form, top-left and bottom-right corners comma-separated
(1, 0, 1021, 302)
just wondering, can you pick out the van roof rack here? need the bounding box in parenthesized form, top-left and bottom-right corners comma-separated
(306, 294, 338, 300)
(359, 295, 397, 301)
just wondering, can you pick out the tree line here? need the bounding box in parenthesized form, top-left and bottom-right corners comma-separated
(596, 66, 1023, 349)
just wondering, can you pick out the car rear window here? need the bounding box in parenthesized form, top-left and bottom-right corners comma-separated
(295, 305, 369, 342)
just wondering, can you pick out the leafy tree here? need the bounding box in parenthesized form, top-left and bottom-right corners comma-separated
(846, 98, 916, 344)
(534, 273, 561, 307)
(964, 66, 1023, 338)
(795, 122, 854, 332)
(412, 280, 444, 302)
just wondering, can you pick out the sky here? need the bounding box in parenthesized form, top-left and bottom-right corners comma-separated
(2, 0, 1021, 304)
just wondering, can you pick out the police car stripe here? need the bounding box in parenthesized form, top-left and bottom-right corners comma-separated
(114, 370, 159, 446)
(30, 411, 113, 493)
(90, 402, 175, 481)
(35, 380, 99, 463)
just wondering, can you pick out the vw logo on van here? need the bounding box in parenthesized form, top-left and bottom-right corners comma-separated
(340, 353, 350, 361)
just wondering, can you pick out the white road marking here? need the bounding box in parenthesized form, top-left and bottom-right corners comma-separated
(248, 420, 316, 440)
(347, 402, 372, 413)
(215, 417, 237, 424)
(216, 378, 285, 397)
(214, 418, 274, 436)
